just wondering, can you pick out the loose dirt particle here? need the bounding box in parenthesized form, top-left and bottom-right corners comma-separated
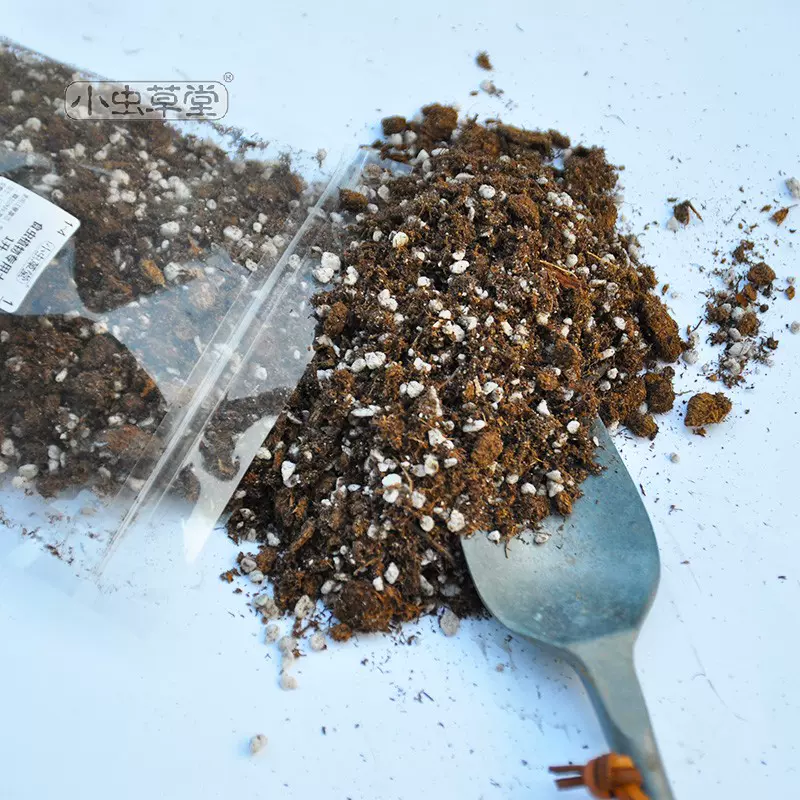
(685, 393, 732, 427)
(419, 104, 458, 142)
(333, 582, 395, 632)
(476, 52, 493, 71)
(339, 189, 369, 212)
(643, 368, 676, 414)
(748, 263, 777, 286)
(381, 116, 407, 136)
(771, 207, 790, 226)
(673, 200, 702, 225)
(705, 241, 779, 386)
(640, 296, 685, 361)
(624, 411, 659, 440)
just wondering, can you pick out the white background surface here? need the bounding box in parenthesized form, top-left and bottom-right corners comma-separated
(1, 2, 799, 798)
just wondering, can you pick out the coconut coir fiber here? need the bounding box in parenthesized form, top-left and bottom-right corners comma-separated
(227, 106, 683, 637)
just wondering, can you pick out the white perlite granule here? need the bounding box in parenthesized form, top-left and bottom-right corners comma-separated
(280, 673, 298, 691)
(406, 380, 425, 398)
(265, 624, 281, 643)
(281, 460, 297, 486)
(392, 231, 409, 248)
(249, 734, 268, 755)
(682, 349, 699, 365)
(294, 595, 314, 620)
(439, 608, 460, 637)
(313, 262, 337, 284)
(447, 509, 466, 532)
(384, 562, 400, 584)
(159, 220, 180, 237)
(222, 225, 243, 242)
(364, 351, 387, 370)
(320, 251, 341, 272)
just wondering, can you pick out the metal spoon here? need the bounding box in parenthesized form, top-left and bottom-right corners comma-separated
(461, 421, 674, 799)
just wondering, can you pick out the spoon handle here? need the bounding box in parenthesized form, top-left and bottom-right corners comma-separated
(567, 633, 675, 800)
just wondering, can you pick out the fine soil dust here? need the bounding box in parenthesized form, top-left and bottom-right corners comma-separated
(227, 105, 685, 636)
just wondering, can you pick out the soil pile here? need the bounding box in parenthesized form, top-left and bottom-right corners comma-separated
(227, 105, 684, 636)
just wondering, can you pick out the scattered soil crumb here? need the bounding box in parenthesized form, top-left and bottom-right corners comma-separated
(771, 207, 790, 226)
(685, 392, 732, 427)
(339, 189, 369, 212)
(381, 116, 407, 135)
(624, 411, 659, 440)
(673, 200, 702, 225)
(643, 368, 676, 414)
(704, 240, 779, 386)
(476, 52, 493, 70)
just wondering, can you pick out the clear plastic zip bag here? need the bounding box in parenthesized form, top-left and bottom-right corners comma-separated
(0, 40, 345, 576)
(103, 151, 372, 571)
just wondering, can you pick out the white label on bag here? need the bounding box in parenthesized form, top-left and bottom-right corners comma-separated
(0, 177, 80, 312)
